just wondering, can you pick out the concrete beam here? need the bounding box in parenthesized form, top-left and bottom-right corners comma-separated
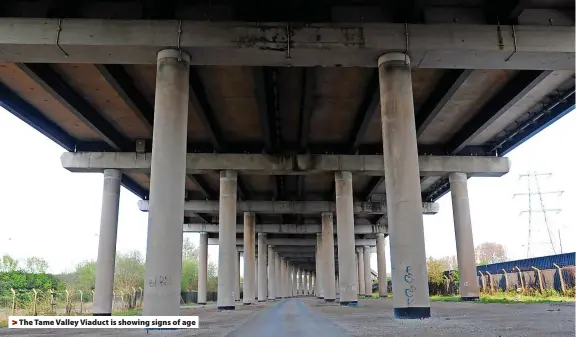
(140, 200, 439, 215)
(208, 238, 376, 246)
(0, 19, 573, 69)
(62, 152, 511, 177)
(184, 223, 387, 234)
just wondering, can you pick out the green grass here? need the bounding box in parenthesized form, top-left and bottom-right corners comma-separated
(0, 320, 7, 328)
(430, 293, 575, 304)
(113, 309, 142, 316)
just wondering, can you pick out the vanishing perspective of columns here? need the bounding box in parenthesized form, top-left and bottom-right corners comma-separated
(275, 253, 281, 298)
(450, 172, 481, 300)
(217, 170, 238, 310)
(378, 52, 431, 318)
(236, 251, 241, 302)
(198, 232, 208, 305)
(143, 49, 190, 316)
(322, 212, 336, 301)
(280, 257, 287, 298)
(335, 171, 358, 306)
(316, 233, 324, 299)
(93, 169, 121, 316)
(258, 234, 268, 302)
(243, 212, 255, 305)
(268, 246, 276, 300)
(376, 233, 388, 297)
(357, 248, 366, 296)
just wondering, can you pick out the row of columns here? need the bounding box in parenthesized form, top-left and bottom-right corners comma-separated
(92, 50, 480, 320)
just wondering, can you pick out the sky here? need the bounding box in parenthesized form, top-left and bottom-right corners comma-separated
(0, 108, 574, 275)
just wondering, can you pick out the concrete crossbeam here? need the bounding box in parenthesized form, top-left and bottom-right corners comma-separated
(183, 223, 387, 234)
(140, 200, 439, 215)
(62, 152, 511, 177)
(0, 19, 573, 69)
(208, 238, 375, 246)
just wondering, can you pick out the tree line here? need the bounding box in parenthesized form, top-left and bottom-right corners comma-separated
(0, 238, 218, 297)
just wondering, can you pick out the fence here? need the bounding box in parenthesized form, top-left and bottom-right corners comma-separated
(0, 288, 144, 319)
(181, 291, 218, 304)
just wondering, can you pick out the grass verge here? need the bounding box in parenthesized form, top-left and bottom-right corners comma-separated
(113, 309, 142, 316)
(430, 294, 575, 304)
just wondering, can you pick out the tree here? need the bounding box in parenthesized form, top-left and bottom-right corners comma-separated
(114, 251, 145, 292)
(182, 238, 198, 260)
(438, 255, 458, 270)
(1, 254, 19, 272)
(25, 257, 49, 273)
(427, 257, 450, 284)
(73, 261, 97, 290)
(475, 242, 507, 264)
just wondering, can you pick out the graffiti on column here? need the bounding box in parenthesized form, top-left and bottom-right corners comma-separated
(403, 266, 415, 306)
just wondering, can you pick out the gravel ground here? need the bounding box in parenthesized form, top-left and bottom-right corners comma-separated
(307, 297, 576, 337)
(2, 297, 574, 336)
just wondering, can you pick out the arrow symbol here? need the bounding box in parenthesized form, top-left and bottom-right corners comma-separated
(11, 320, 17, 325)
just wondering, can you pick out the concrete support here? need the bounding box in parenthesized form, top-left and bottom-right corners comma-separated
(275, 253, 281, 298)
(335, 171, 358, 306)
(311, 273, 316, 296)
(93, 169, 121, 316)
(236, 251, 241, 302)
(449, 172, 481, 301)
(267, 246, 275, 300)
(297, 268, 302, 295)
(217, 170, 238, 310)
(288, 263, 294, 297)
(376, 233, 388, 297)
(363, 246, 372, 296)
(292, 266, 297, 297)
(322, 212, 336, 302)
(198, 232, 208, 305)
(143, 49, 190, 316)
(336, 277, 339, 295)
(243, 212, 255, 305)
(357, 249, 366, 296)
(315, 234, 324, 299)
(280, 258, 287, 298)
(254, 259, 258, 301)
(379, 52, 431, 319)
(258, 234, 268, 302)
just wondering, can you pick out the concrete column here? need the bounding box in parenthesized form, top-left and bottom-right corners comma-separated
(243, 212, 255, 305)
(216, 170, 238, 310)
(315, 233, 324, 299)
(336, 276, 339, 295)
(236, 251, 241, 302)
(378, 52, 430, 319)
(311, 273, 316, 296)
(143, 49, 190, 316)
(292, 265, 297, 297)
(321, 212, 336, 301)
(335, 171, 358, 306)
(268, 246, 276, 300)
(275, 253, 281, 298)
(254, 259, 258, 301)
(376, 233, 388, 297)
(305, 271, 310, 295)
(363, 246, 372, 297)
(258, 234, 268, 302)
(280, 257, 287, 298)
(198, 232, 208, 305)
(93, 169, 121, 316)
(450, 172, 480, 301)
(357, 249, 366, 296)
(298, 268, 303, 296)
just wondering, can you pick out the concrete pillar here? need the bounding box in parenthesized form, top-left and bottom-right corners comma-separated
(378, 52, 430, 319)
(376, 233, 388, 297)
(321, 212, 336, 301)
(143, 49, 190, 316)
(93, 169, 121, 316)
(236, 251, 241, 302)
(336, 276, 339, 295)
(243, 212, 255, 305)
(311, 273, 316, 296)
(254, 259, 258, 301)
(275, 253, 281, 298)
(268, 246, 276, 300)
(335, 171, 358, 306)
(450, 172, 480, 301)
(292, 265, 297, 297)
(363, 246, 372, 297)
(198, 232, 208, 305)
(258, 234, 268, 302)
(315, 233, 324, 299)
(216, 170, 238, 310)
(298, 268, 303, 296)
(357, 249, 366, 296)
(280, 257, 287, 298)
(305, 271, 310, 295)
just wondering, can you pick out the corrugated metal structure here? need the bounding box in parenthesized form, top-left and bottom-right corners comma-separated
(476, 252, 575, 274)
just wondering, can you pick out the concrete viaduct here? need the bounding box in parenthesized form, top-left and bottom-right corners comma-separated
(0, 0, 573, 320)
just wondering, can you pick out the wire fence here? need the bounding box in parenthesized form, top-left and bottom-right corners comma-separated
(0, 288, 144, 319)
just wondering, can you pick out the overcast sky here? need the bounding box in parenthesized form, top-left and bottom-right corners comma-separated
(0, 108, 574, 275)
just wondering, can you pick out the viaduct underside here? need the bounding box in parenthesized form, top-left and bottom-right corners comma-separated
(0, 0, 574, 320)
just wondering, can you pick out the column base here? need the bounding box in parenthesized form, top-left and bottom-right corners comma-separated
(393, 307, 431, 319)
(339, 301, 358, 307)
(268, 298, 276, 301)
(461, 296, 480, 301)
(243, 302, 252, 305)
(217, 306, 236, 311)
(317, 297, 324, 299)
(197, 302, 207, 305)
(258, 300, 267, 302)
(93, 313, 111, 316)
(324, 299, 336, 302)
